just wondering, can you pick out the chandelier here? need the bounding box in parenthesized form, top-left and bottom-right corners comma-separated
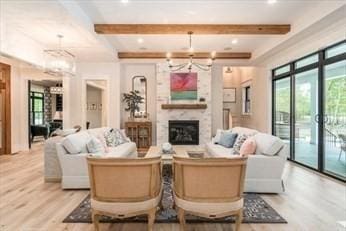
(166, 32, 216, 72)
(44, 35, 76, 77)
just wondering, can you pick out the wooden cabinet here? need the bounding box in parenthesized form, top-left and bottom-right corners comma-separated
(125, 121, 152, 151)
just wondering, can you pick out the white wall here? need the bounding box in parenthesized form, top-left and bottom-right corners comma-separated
(64, 62, 121, 130)
(120, 63, 157, 144)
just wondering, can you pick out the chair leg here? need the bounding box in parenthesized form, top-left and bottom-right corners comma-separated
(148, 207, 156, 231)
(92, 211, 100, 231)
(235, 209, 243, 231)
(177, 207, 186, 231)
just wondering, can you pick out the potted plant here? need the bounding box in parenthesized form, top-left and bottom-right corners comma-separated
(122, 90, 144, 120)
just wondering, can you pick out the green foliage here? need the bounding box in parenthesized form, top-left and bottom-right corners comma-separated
(122, 90, 144, 117)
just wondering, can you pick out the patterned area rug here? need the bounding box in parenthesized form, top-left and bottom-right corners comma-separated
(63, 166, 286, 224)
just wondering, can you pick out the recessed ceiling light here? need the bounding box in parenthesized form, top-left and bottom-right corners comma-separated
(267, 0, 277, 4)
(231, 39, 238, 44)
(137, 38, 144, 44)
(121, 0, 129, 3)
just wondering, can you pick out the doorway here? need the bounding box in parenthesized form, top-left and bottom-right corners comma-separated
(85, 80, 107, 129)
(0, 63, 11, 155)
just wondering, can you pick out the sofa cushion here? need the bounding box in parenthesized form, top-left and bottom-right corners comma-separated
(239, 137, 256, 156)
(232, 127, 258, 136)
(206, 142, 232, 157)
(218, 132, 238, 148)
(62, 131, 91, 154)
(253, 133, 284, 156)
(87, 127, 111, 137)
(87, 136, 105, 154)
(107, 142, 137, 158)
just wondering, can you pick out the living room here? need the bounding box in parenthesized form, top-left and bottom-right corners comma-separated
(0, 1, 345, 231)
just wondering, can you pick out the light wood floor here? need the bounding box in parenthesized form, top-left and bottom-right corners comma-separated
(0, 143, 345, 231)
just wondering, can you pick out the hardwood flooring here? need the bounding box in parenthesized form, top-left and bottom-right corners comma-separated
(0, 143, 345, 231)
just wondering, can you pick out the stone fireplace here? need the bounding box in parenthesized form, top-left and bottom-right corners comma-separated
(169, 120, 199, 145)
(156, 63, 212, 145)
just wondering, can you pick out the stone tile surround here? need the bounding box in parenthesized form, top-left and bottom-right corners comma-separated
(156, 64, 212, 145)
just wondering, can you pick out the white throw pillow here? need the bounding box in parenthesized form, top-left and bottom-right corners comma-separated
(61, 131, 91, 154)
(254, 133, 284, 156)
(87, 136, 106, 154)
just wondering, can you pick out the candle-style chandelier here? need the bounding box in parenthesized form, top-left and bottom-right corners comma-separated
(166, 31, 216, 72)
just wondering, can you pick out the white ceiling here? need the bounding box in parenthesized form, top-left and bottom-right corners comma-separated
(0, 0, 345, 63)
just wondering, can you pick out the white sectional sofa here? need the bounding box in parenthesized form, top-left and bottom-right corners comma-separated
(206, 127, 288, 193)
(45, 127, 137, 189)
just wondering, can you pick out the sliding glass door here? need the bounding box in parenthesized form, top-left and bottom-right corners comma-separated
(323, 60, 346, 178)
(294, 69, 319, 169)
(272, 40, 346, 181)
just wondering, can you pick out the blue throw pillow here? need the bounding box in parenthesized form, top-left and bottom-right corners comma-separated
(218, 132, 238, 148)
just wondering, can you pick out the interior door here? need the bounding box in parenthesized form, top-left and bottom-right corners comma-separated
(0, 63, 10, 155)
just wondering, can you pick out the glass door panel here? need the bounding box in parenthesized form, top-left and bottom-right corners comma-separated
(323, 60, 346, 179)
(294, 69, 319, 168)
(273, 78, 291, 158)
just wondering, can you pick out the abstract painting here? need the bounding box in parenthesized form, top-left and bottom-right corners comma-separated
(170, 72, 197, 100)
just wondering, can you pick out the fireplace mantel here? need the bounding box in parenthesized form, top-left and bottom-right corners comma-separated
(161, 104, 207, 110)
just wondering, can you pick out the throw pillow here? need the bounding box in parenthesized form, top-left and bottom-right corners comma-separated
(104, 129, 128, 147)
(218, 132, 238, 148)
(239, 137, 257, 156)
(87, 136, 105, 154)
(213, 129, 231, 144)
(233, 134, 249, 154)
(96, 134, 109, 153)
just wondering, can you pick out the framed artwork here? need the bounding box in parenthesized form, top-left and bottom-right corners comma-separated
(223, 88, 236, 103)
(170, 72, 197, 100)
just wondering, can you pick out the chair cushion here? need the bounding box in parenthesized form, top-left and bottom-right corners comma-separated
(253, 133, 284, 156)
(239, 137, 256, 156)
(174, 193, 243, 215)
(62, 131, 91, 154)
(91, 189, 162, 215)
(218, 132, 238, 148)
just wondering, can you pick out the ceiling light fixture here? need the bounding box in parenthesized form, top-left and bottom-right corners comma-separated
(166, 31, 216, 72)
(231, 39, 238, 44)
(225, 66, 233, 74)
(50, 83, 63, 94)
(121, 0, 129, 3)
(137, 38, 144, 44)
(267, 0, 277, 4)
(44, 34, 76, 77)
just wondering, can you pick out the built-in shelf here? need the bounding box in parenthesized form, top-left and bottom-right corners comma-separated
(161, 104, 207, 110)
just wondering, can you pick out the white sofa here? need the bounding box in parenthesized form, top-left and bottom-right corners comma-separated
(206, 127, 288, 193)
(52, 127, 137, 189)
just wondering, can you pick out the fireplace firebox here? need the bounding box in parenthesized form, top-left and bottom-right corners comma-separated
(169, 120, 199, 145)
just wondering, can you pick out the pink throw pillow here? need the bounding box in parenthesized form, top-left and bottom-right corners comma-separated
(239, 137, 256, 156)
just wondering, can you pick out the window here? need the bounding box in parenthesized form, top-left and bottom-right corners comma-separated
(274, 65, 290, 76)
(295, 54, 318, 69)
(242, 85, 251, 114)
(30, 92, 44, 125)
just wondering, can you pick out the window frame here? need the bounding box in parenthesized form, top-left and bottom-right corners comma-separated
(30, 91, 44, 125)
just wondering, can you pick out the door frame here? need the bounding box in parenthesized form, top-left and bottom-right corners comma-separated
(272, 40, 346, 181)
(0, 63, 11, 155)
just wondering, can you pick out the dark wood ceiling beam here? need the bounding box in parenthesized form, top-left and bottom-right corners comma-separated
(95, 24, 290, 35)
(118, 52, 251, 59)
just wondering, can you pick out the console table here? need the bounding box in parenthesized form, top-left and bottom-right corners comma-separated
(125, 121, 152, 152)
